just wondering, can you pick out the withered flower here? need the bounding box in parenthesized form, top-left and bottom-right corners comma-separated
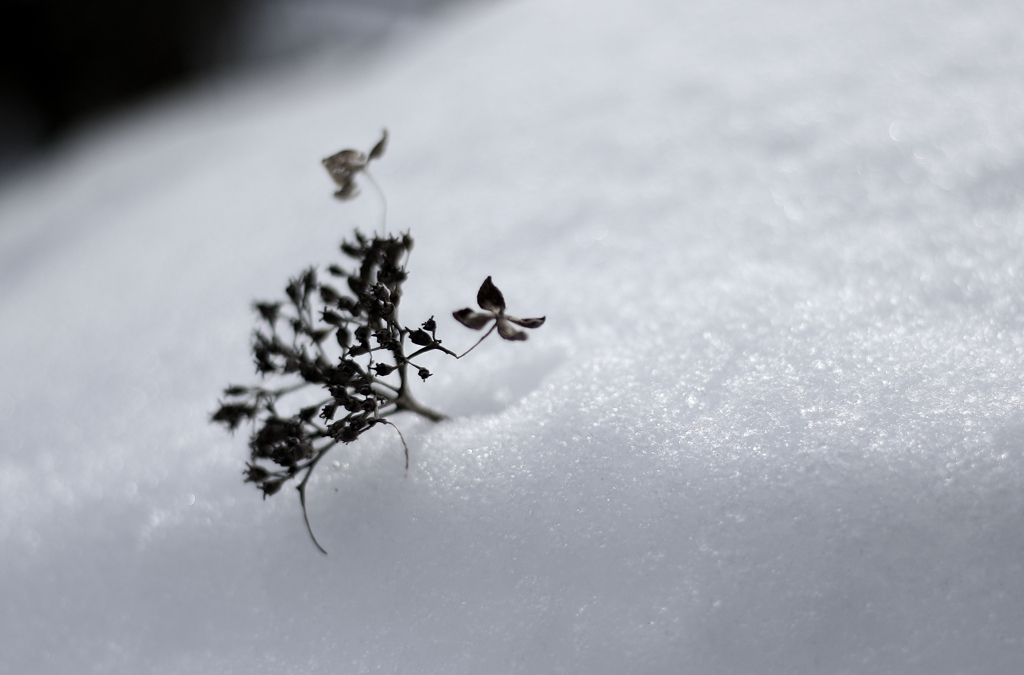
(453, 277, 545, 341)
(321, 129, 388, 200)
(215, 132, 549, 555)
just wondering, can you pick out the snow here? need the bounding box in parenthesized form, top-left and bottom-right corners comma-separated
(3, 0, 1024, 671)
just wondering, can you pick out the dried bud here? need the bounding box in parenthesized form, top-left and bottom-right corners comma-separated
(211, 402, 257, 431)
(253, 302, 281, 325)
(286, 279, 303, 305)
(261, 479, 285, 498)
(244, 463, 271, 483)
(409, 329, 433, 346)
(302, 268, 317, 296)
(319, 285, 341, 304)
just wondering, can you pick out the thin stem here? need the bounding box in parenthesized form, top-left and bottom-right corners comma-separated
(378, 419, 410, 474)
(404, 323, 496, 362)
(393, 392, 448, 422)
(371, 377, 401, 394)
(266, 381, 313, 397)
(455, 323, 497, 359)
(296, 442, 337, 555)
(363, 169, 388, 236)
(406, 343, 458, 360)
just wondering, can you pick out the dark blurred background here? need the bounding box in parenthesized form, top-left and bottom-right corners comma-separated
(0, 0, 467, 176)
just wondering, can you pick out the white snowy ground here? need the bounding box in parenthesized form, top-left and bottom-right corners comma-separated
(3, 0, 1024, 672)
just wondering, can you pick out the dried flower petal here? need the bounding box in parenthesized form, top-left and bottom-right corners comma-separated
(368, 129, 388, 161)
(496, 318, 528, 341)
(453, 308, 494, 330)
(322, 132, 388, 202)
(476, 276, 506, 313)
(507, 315, 545, 329)
(333, 181, 359, 200)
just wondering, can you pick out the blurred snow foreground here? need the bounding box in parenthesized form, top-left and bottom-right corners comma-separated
(3, 0, 1024, 671)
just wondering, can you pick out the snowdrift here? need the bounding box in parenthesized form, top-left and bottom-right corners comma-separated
(2, 0, 1024, 672)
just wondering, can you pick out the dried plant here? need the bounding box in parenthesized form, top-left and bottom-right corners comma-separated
(212, 131, 544, 553)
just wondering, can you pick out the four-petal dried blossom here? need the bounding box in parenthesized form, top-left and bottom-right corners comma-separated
(453, 276, 545, 341)
(322, 129, 388, 200)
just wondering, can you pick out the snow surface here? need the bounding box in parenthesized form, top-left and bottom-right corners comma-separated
(3, 0, 1024, 672)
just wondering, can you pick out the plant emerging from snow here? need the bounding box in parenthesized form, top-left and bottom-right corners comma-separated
(211, 131, 544, 553)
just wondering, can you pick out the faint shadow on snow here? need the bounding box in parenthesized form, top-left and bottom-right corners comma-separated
(421, 343, 568, 419)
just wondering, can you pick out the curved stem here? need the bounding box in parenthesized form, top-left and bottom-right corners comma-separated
(296, 442, 337, 555)
(407, 344, 458, 360)
(455, 323, 497, 359)
(370, 377, 401, 394)
(363, 169, 388, 236)
(379, 419, 410, 474)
